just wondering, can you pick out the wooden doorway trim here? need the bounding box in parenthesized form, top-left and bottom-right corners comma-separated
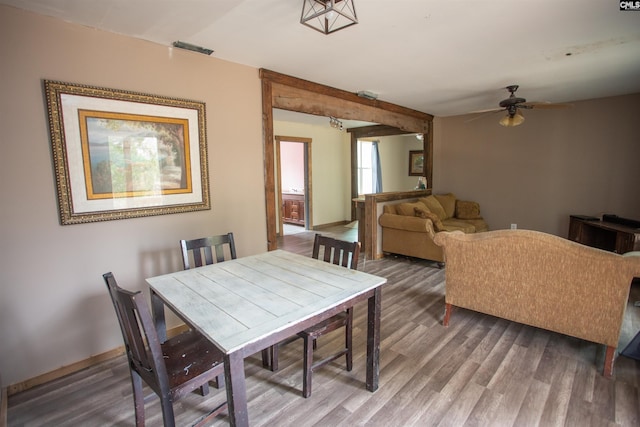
(260, 69, 433, 251)
(347, 125, 416, 220)
(275, 136, 312, 236)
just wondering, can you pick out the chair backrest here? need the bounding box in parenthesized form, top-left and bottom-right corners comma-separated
(180, 232, 237, 270)
(103, 272, 169, 396)
(312, 234, 360, 270)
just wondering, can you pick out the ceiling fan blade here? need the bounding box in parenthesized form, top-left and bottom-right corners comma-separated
(470, 107, 503, 114)
(521, 102, 573, 110)
(465, 109, 504, 123)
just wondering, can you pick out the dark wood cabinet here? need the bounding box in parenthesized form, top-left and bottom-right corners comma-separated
(568, 215, 640, 254)
(282, 193, 305, 225)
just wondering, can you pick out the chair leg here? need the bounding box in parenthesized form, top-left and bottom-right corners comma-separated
(159, 391, 177, 427)
(130, 370, 145, 427)
(261, 348, 271, 369)
(261, 345, 281, 371)
(346, 308, 353, 371)
(302, 335, 313, 398)
(215, 374, 225, 389)
(200, 383, 210, 396)
(271, 344, 279, 372)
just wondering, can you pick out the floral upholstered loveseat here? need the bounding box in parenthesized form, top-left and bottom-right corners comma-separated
(378, 193, 488, 264)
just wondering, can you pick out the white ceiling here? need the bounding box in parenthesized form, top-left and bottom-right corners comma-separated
(4, 0, 640, 117)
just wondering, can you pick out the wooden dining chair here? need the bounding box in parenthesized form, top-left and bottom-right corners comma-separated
(267, 233, 360, 398)
(103, 272, 226, 427)
(180, 232, 236, 269)
(151, 233, 236, 344)
(179, 232, 236, 387)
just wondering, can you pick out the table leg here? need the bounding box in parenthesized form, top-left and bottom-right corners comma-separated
(366, 286, 381, 392)
(150, 291, 167, 343)
(224, 351, 249, 427)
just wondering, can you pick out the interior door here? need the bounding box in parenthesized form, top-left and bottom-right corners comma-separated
(276, 136, 312, 237)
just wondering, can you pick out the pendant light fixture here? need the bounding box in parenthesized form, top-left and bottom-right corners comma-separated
(499, 108, 525, 127)
(301, 0, 358, 35)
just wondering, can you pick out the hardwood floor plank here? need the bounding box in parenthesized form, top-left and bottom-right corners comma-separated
(462, 387, 505, 427)
(311, 404, 352, 426)
(335, 353, 412, 424)
(512, 378, 550, 427)
(473, 321, 524, 388)
(538, 356, 577, 426)
(590, 368, 617, 422)
(615, 355, 640, 388)
(521, 330, 551, 375)
(369, 360, 442, 424)
(427, 334, 482, 393)
(467, 317, 508, 365)
(411, 360, 483, 426)
(488, 345, 536, 423)
(436, 380, 485, 427)
(614, 380, 639, 426)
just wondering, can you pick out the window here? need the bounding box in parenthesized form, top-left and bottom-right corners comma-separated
(357, 140, 382, 195)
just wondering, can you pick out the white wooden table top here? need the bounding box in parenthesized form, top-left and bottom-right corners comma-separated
(146, 250, 387, 354)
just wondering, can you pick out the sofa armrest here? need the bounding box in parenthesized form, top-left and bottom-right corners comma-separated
(379, 213, 436, 235)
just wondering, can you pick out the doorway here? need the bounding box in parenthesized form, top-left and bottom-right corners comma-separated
(276, 136, 312, 237)
(261, 69, 433, 252)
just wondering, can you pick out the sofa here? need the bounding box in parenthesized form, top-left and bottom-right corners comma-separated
(378, 193, 488, 263)
(433, 229, 640, 378)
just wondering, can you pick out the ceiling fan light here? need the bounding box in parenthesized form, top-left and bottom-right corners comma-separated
(499, 111, 525, 127)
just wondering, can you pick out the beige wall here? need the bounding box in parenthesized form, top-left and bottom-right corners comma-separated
(376, 134, 425, 191)
(0, 6, 265, 386)
(433, 93, 640, 236)
(274, 120, 351, 226)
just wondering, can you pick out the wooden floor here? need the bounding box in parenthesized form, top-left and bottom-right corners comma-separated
(8, 225, 640, 426)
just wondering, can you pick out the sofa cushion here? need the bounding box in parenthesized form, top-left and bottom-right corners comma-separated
(434, 193, 457, 219)
(414, 207, 444, 231)
(396, 202, 428, 217)
(419, 196, 447, 220)
(441, 218, 476, 233)
(383, 204, 398, 215)
(456, 200, 482, 219)
(463, 218, 489, 232)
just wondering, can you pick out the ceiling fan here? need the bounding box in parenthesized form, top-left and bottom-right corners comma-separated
(495, 85, 572, 127)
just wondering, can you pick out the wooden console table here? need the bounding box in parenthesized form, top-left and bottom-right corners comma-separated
(568, 215, 640, 254)
(282, 193, 305, 225)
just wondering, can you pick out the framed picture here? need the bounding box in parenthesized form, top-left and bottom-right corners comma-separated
(409, 150, 424, 176)
(44, 80, 210, 225)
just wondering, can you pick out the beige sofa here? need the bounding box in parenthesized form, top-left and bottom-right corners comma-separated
(379, 193, 488, 264)
(434, 229, 640, 378)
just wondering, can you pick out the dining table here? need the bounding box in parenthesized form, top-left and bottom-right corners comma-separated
(146, 249, 387, 427)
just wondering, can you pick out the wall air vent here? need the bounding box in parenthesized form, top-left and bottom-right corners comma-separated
(357, 90, 378, 100)
(172, 41, 214, 55)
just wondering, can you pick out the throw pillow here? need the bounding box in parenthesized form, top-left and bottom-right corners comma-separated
(396, 202, 428, 217)
(434, 193, 457, 219)
(419, 195, 447, 220)
(456, 200, 482, 219)
(414, 207, 444, 231)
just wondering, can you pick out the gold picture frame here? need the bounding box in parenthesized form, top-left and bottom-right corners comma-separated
(409, 150, 424, 176)
(44, 80, 210, 225)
